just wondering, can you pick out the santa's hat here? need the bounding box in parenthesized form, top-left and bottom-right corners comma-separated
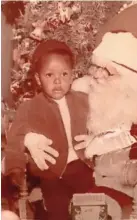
(92, 32, 137, 72)
(92, 4, 137, 73)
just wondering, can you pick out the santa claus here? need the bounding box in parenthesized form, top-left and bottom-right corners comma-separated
(84, 31, 137, 158)
(72, 4, 137, 161)
(72, 5, 137, 219)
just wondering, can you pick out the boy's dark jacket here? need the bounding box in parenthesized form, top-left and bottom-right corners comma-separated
(5, 91, 89, 179)
(5, 90, 137, 179)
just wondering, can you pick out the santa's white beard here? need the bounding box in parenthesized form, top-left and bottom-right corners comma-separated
(87, 69, 137, 135)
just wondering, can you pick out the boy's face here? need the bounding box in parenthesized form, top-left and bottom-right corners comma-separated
(38, 54, 73, 100)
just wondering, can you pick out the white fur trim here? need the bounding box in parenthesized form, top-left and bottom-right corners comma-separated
(92, 32, 137, 72)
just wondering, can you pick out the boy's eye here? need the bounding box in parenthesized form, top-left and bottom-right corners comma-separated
(45, 73, 52, 78)
(62, 72, 68, 77)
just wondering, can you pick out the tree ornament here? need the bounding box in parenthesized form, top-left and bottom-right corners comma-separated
(84, 22, 93, 32)
(47, 14, 60, 30)
(58, 2, 73, 23)
(71, 3, 81, 15)
(30, 20, 47, 41)
(22, 38, 31, 50)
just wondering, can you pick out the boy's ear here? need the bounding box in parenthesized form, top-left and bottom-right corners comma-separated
(35, 73, 41, 86)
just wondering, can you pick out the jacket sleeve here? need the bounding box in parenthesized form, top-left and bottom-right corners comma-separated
(5, 101, 32, 175)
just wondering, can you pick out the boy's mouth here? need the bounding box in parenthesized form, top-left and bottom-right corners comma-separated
(53, 90, 63, 95)
(53, 87, 62, 92)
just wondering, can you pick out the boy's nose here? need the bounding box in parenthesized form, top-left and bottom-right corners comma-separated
(54, 77, 61, 84)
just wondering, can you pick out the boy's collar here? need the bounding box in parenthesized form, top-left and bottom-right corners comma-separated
(41, 91, 73, 105)
(53, 96, 66, 105)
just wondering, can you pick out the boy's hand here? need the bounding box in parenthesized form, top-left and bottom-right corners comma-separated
(8, 168, 24, 188)
(24, 132, 59, 171)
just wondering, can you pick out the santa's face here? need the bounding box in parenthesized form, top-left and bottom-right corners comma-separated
(87, 64, 137, 135)
(88, 66, 115, 94)
(90, 67, 109, 87)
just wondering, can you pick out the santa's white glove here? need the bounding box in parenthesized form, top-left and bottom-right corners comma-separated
(85, 137, 106, 158)
(74, 135, 109, 158)
(24, 132, 59, 171)
(85, 136, 120, 159)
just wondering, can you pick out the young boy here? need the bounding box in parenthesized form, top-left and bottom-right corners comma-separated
(5, 40, 95, 220)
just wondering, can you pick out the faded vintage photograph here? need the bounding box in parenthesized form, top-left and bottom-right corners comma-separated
(1, 1, 137, 220)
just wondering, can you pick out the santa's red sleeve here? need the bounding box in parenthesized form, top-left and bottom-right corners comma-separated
(129, 124, 137, 159)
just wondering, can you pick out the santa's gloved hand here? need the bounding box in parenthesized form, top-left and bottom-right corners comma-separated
(74, 135, 110, 159)
(84, 137, 103, 159)
(74, 134, 89, 150)
(24, 132, 59, 171)
(84, 134, 130, 159)
(8, 168, 25, 188)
